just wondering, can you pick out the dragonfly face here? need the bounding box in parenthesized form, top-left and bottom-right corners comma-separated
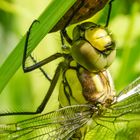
(71, 22, 116, 72)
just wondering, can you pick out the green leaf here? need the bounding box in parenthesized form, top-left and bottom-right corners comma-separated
(0, 0, 76, 93)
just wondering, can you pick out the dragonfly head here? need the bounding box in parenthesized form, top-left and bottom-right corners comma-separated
(71, 22, 116, 72)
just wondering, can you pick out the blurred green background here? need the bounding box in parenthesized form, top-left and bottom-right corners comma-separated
(0, 0, 140, 123)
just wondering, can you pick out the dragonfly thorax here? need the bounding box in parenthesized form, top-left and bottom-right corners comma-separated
(78, 69, 116, 106)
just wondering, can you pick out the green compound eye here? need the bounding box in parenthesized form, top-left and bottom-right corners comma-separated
(85, 27, 114, 51)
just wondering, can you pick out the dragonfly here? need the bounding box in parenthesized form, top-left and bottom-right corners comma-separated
(0, 76, 140, 139)
(0, 0, 115, 117)
(2, 0, 138, 139)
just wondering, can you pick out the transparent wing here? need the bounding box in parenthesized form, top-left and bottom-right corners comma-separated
(85, 76, 140, 140)
(117, 76, 140, 101)
(0, 105, 93, 140)
(109, 76, 140, 116)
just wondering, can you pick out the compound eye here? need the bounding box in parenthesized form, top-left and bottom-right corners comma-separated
(85, 27, 113, 51)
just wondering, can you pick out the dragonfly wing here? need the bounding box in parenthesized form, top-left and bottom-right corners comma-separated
(85, 125, 115, 140)
(110, 76, 140, 116)
(0, 105, 93, 140)
(117, 76, 140, 100)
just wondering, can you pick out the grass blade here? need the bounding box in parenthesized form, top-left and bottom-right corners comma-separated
(0, 0, 76, 93)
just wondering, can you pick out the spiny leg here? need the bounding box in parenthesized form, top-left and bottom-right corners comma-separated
(61, 70, 71, 105)
(0, 21, 69, 116)
(29, 54, 51, 81)
(61, 0, 114, 44)
(22, 20, 64, 72)
(61, 0, 85, 45)
(60, 30, 72, 46)
(22, 20, 39, 71)
(0, 62, 64, 116)
(61, 69, 75, 106)
(24, 53, 64, 72)
(36, 62, 64, 113)
(23, 0, 86, 71)
(105, 0, 114, 27)
(62, 68, 80, 106)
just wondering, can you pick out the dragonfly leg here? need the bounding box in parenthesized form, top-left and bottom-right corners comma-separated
(29, 54, 52, 81)
(60, 0, 85, 45)
(22, 20, 64, 73)
(61, 68, 80, 106)
(0, 62, 64, 116)
(105, 0, 114, 27)
(61, 29, 72, 45)
(60, 30, 71, 52)
(23, 52, 64, 72)
(35, 62, 63, 113)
